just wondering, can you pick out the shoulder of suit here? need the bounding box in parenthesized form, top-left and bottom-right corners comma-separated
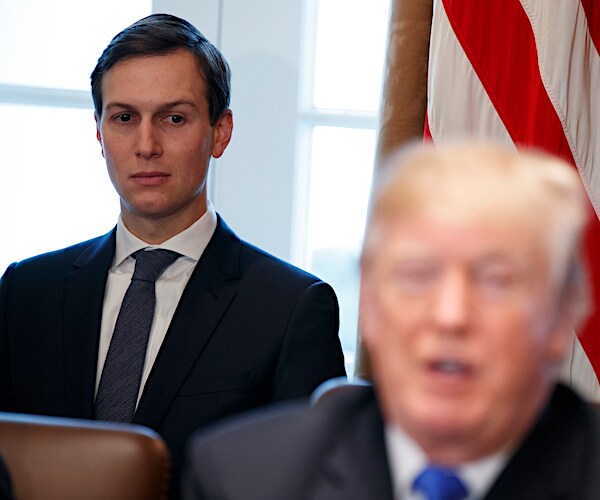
(552, 383, 600, 434)
(233, 236, 328, 287)
(187, 381, 377, 497)
(518, 383, 600, 467)
(186, 384, 377, 500)
(193, 381, 375, 451)
(242, 240, 320, 278)
(552, 383, 598, 413)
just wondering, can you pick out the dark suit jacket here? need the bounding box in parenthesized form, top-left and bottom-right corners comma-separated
(184, 382, 600, 500)
(0, 216, 345, 494)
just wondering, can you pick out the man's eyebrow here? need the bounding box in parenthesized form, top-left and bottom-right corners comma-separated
(104, 100, 199, 112)
(156, 100, 199, 112)
(104, 102, 131, 111)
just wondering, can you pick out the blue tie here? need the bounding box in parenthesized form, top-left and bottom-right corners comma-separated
(94, 249, 181, 423)
(412, 466, 469, 500)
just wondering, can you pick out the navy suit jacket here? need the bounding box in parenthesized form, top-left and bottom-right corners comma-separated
(0, 215, 345, 493)
(184, 383, 600, 500)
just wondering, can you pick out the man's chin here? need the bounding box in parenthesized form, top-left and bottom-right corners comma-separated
(400, 398, 484, 440)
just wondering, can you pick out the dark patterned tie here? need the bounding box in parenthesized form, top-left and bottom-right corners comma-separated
(412, 466, 469, 500)
(94, 249, 181, 423)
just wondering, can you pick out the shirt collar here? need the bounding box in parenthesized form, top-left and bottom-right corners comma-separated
(385, 422, 427, 499)
(113, 201, 218, 267)
(384, 422, 510, 499)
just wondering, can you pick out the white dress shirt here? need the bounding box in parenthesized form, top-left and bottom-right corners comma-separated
(384, 423, 511, 499)
(95, 202, 217, 405)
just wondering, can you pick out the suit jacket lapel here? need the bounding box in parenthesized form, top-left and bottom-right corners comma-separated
(134, 217, 241, 428)
(63, 230, 116, 418)
(358, 405, 395, 499)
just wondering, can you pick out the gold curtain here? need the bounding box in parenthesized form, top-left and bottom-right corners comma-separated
(355, 0, 434, 380)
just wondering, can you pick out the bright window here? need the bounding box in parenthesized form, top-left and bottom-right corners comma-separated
(0, 103, 118, 268)
(0, 1, 151, 272)
(297, 0, 391, 376)
(0, 0, 150, 90)
(311, 0, 391, 112)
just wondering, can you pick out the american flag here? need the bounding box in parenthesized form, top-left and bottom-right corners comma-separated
(424, 0, 600, 399)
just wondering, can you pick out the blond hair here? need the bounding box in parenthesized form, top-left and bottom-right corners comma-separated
(361, 141, 590, 323)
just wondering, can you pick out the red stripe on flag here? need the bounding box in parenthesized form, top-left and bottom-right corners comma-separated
(441, 0, 572, 161)
(440, 0, 600, 377)
(424, 111, 433, 141)
(582, 0, 600, 55)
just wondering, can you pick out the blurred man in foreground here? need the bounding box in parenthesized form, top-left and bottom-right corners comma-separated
(184, 142, 600, 499)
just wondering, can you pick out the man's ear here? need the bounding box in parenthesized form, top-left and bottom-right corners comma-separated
(545, 322, 573, 364)
(547, 269, 590, 363)
(94, 112, 105, 158)
(211, 109, 233, 159)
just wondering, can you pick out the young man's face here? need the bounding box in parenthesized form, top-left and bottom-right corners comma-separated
(361, 212, 570, 463)
(96, 49, 232, 241)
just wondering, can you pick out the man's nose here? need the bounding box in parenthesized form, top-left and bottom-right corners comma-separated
(431, 269, 470, 333)
(135, 120, 162, 159)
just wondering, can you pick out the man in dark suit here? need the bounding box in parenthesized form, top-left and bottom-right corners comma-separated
(184, 142, 600, 499)
(0, 13, 345, 495)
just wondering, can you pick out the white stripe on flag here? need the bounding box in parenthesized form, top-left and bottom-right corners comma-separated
(521, 0, 600, 217)
(427, 0, 514, 145)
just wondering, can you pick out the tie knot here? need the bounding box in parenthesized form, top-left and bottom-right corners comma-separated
(413, 466, 468, 500)
(132, 249, 181, 282)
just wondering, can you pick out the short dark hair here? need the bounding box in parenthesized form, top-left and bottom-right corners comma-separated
(91, 13, 231, 125)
